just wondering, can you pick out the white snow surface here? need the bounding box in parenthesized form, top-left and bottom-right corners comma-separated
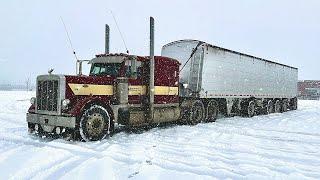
(0, 91, 320, 180)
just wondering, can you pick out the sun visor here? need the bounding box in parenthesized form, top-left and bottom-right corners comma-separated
(89, 56, 127, 64)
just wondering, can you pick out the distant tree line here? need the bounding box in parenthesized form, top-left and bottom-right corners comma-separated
(0, 84, 34, 91)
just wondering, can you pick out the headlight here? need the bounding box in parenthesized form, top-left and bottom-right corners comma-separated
(62, 99, 70, 109)
(30, 97, 36, 105)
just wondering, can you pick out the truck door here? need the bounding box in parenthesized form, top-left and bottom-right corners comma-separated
(126, 59, 146, 104)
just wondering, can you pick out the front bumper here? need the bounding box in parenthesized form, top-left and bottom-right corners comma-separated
(26, 113, 76, 133)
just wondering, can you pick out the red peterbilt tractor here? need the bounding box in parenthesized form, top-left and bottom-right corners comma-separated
(27, 17, 182, 141)
(27, 17, 298, 141)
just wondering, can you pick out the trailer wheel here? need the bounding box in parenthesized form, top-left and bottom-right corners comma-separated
(79, 105, 113, 141)
(274, 100, 281, 113)
(266, 100, 274, 114)
(247, 101, 256, 117)
(205, 100, 218, 122)
(188, 100, 205, 125)
(282, 99, 288, 112)
(290, 98, 298, 110)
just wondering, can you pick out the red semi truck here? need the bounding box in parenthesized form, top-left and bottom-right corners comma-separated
(26, 17, 298, 141)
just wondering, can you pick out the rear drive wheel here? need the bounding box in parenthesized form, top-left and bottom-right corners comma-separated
(79, 105, 113, 141)
(274, 100, 281, 113)
(205, 100, 219, 122)
(188, 100, 205, 125)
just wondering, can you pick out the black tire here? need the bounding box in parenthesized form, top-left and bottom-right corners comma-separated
(188, 100, 205, 125)
(274, 100, 281, 113)
(266, 100, 274, 114)
(34, 123, 46, 137)
(28, 122, 35, 134)
(205, 100, 219, 122)
(247, 101, 255, 117)
(28, 123, 45, 136)
(62, 128, 78, 141)
(79, 105, 113, 141)
(290, 98, 298, 110)
(282, 99, 288, 112)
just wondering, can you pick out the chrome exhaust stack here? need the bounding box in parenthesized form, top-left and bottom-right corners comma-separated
(116, 77, 129, 105)
(105, 24, 110, 54)
(149, 17, 155, 122)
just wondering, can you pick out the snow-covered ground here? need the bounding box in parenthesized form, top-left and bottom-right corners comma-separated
(0, 91, 319, 180)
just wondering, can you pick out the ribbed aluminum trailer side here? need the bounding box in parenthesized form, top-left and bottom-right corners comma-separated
(162, 39, 298, 120)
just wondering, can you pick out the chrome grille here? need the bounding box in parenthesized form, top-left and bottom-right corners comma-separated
(37, 80, 59, 112)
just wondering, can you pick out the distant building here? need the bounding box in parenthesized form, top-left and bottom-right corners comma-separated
(298, 80, 320, 100)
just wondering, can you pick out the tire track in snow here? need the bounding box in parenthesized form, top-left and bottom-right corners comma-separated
(30, 156, 87, 180)
(2, 124, 319, 179)
(146, 140, 320, 178)
(101, 125, 320, 178)
(9, 154, 74, 180)
(1, 92, 320, 179)
(215, 122, 320, 138)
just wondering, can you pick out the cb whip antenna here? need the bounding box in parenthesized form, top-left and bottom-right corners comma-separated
(110, 11, 129, 54)
(60, 16, 79, 61)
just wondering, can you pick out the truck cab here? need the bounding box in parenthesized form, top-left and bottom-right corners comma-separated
(26, 53, 181, 141)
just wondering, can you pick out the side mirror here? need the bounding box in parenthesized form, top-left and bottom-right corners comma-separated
(76, 60, 90, 75)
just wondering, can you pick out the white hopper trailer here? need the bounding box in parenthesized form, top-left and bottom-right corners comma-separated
(161, 39, 298, 121)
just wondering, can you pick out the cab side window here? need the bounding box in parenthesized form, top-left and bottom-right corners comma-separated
(137, 66, 142, 78)
(125, 60, 142, 78)
(125, 65, 132, 77)
(91, 65, 101, 74)
(136, 61, 142, 78)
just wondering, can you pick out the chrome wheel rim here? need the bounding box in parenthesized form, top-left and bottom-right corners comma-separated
(267, 100, 274, 114)
(275, 101, 281, 112)
(248, 102, 255, 117)
(86, 113, 106, 137)
(283, 101, 288, 112)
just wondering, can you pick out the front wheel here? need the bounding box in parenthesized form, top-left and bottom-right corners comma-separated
(79, 105, 113, 141)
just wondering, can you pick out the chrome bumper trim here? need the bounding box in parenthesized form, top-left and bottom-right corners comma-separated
(27, 113, 76, 129)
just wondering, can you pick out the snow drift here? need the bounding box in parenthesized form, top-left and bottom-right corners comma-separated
(0, 91, 319, 179)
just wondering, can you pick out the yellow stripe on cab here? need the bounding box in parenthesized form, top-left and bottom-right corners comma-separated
(68, 83, 179, 96)
(68, 83, 113, 96)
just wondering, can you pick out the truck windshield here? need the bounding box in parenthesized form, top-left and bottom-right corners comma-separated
(90, 63, 121, 77)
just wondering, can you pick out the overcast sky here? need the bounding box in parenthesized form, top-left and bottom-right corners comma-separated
(0, 0, 319, 84)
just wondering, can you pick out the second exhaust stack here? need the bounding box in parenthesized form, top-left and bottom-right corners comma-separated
(105, 24, 110, 54)
(149, 17, 155, 122)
